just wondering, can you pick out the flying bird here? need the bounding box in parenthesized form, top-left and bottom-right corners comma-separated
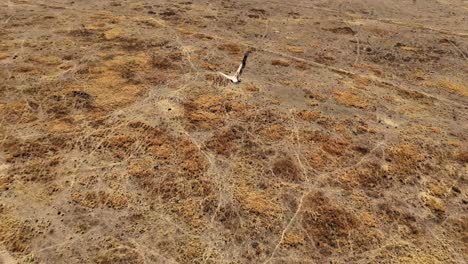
(217, 50, 251, 84)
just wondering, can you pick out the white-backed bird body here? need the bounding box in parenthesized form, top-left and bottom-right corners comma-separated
(217, 50, 251, 84)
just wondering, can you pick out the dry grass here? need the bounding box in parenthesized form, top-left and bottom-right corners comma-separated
(0, 0, 467, 263)
(424, 79, 468, 97)
(286, 46, 305, 54)
(271, 59, 291, 67)
(0, 213, 35, 253)
(334, 89, 369, 109)
(217, 43, 242, 55)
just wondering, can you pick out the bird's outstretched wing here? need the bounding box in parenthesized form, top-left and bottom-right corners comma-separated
(217, 71, 236, 82)
(234, 50, 251, 79)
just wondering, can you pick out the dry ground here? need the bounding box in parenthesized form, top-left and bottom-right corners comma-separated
(0, 0, 467, 263)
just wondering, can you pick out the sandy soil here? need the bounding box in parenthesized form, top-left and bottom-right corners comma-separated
(0, 0, 467, 263)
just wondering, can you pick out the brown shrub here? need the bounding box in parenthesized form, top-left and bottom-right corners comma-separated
(283, 232, 305, 248)
(353, 63, 383, 76)
(177, 139, 207, 176)
(272, 156, 302, 182)
(235, 184, 282, 217)
(0, 176, 11, 191)
(424, 79, 468, 97)
(303, 89, 326, 101)
(146, 72, 167, 85)
(295, 61, 310, 70)
(188, 111, 223, 129)
(321, 137, 350, 156)
(157, 178, 213, 201)
(0, 215, 35, 253)
(0, 100, 38, 124)
(420, 192, 446, 212)
(128, 121, 166, 138)
(297, 110, 321, 121)
(71, 190, 129, 209)
(287, 46, 305, 54)
(160, 9, 179, 21)
(127, 162, 158, 193)
(102, 134, 136, 159)
(170, 199, 205, 228)
(184, 94, 227, 129)
(398, 89, 429, 100)
(206, 125, 245, 156)
(259, 124, 287, 141)
(250, 8, 267, 15)
(193, 33, 213, 40)
(92, 237, 142, 264)
(377, 202, 424, 237)
(191, 94, 225, 110)
(271, 59, 290, 67)
(128, 161, 153, 179)
(334, 90, 368, 109)
(151, 54, 173, 69)
(326, 26, 356, 35)
(339, 163, 389, 191)
(15, 64, 37, 73)
(201, 61, 218, 71)
(244, 83, 259, 92)
(3, 137, 63, 163)
(218, 43, 242, 55)
(103, 28, 128, 40)
(301, 192, 358, 254)
(213, 202, 241, 230)
(65, 90, 95, 109)
(14, 157, 60, 183)
(149, 144, 173, 159)
(454, 150, 468, 163)
(306, 150, 335, 170)
(387, 143, 425, 182)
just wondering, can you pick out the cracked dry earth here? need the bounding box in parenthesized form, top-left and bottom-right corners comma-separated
(1, 0, 467, 263)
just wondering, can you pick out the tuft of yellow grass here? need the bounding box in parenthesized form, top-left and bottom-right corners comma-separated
(29, 55, 62, 65)
(420, 192, 445, 212)
(235, 184, 282, 217)
(244, 83, 259, 92)
(103, 27, 128, 40)
(424, 79, 468, 97)
(334, 90, 368, 109)
(286, 46, 305, 54)
(0, 52, 9, 60)
(47, 119, 75, 133)
(399, 46, 419, 52)
(177, 27, 195, 35)
(271, 59, 290, 67)
(283, 232, 305, 247)
(133, 16, 164, 27)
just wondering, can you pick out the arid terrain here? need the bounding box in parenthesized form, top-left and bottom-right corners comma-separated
(1, 0, 467, 263)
